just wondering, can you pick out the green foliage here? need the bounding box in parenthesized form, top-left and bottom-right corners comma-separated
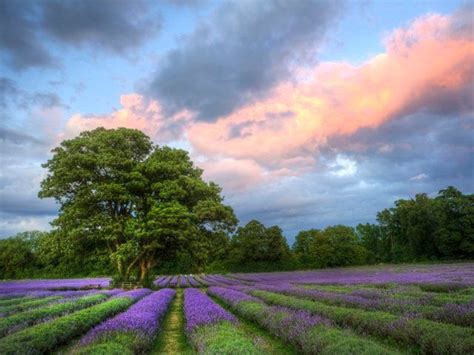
(0, 296, 62, 316)
(0, 297, 132, 354)
(0, 231, 44, 278)
(75, 332, 145, 355)
(230, 220, 291, 264)
(0, 296, 34, 307)
(0, 294, 107, 337)
(38, 127, 237, 283)
(189, 321, 264, 354)
(292, 225, 367, 268)
(357, 186, 474, 263)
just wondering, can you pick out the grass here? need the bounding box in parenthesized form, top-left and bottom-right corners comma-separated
(151, 288, 193, 354)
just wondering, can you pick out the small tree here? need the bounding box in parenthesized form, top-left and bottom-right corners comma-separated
(39, 128, 237, 285)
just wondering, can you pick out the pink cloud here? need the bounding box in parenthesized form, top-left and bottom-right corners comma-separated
(187, 11, 473, 171)
(65, 94, 193, 142)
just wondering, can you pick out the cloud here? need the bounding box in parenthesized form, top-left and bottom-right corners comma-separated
(0, 0, 53, 71)
(0, 127, 45, 145)
(186, 9, 474, 171)
(329, 155, 357, 177)
(0, 77, 65, 110)
(41, 0, 161, 54)
(148, 0, 344, 121)
(0, 0, 162, 71)
(409, 173, 429, 181)
(64, 94, 193, 143)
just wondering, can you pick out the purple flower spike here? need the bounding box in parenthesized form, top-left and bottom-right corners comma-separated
(80, 289, 176, 345)
(184, 288, 236, 332)
(113, 288, 152, 301)
(208, 287, 262, 306)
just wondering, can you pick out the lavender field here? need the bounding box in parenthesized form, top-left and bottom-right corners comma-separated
(0, 263, 473, 354)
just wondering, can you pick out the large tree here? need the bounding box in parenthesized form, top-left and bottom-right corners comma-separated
(39, 128, 237, 284)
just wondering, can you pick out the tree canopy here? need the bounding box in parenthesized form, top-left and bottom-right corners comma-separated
(38, 127, 237, 284)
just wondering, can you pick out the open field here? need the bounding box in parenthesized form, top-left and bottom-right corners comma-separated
(0, 263, 473, 354)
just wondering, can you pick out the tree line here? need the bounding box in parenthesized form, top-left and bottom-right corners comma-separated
(0, 128, 472, 284)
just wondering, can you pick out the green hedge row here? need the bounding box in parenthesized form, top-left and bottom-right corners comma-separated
(0, 297, 132, 354)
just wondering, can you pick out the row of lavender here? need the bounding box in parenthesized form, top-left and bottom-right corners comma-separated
(230, 262, 474, 287)
(0, 288, 176, 354)
(154, 274, 247, 288)
(207, 280, 474, 354)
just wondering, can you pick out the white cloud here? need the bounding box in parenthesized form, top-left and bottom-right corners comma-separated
(409, 173, 429, 181)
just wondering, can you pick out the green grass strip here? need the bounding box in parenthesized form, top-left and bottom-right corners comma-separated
(252, 290, 474, 355)
(189, 321, 266, 354)
(0, 294, 108, 337)
(151, 289, 192, 355)
(0, 296, 63, 315)
(0, 297, 132, 354)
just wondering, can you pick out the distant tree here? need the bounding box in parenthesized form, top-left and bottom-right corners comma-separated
(0, 231, 44, 278)
(375, 187, 474, 262)
(231, 220, 291, 263)
(311, 225, 367, 267)
(434, 187, 474, 258)
(39, 128, 237, 285)
(356, 223, 386, 263)
(293, 229, 319, 265)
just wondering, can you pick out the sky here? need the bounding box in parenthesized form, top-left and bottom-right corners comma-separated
(0, 0, 473, 243)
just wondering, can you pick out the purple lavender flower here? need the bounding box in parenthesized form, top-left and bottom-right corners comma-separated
(187, 276, 201, 287)
(80, 289, 175, 345)
(168, 276, 179, 288)
(0, 278, 111, 295)
(429, 300, 474, 327)
(184, 288, 236, 332)
(113, 288, 152, 301)
(154, 276, 170, 287)
(179, 276, 189, 288)
(207, 287, 262, 306)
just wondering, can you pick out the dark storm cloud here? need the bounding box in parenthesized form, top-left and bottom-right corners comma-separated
(41, 0, 161, 54)
(149, 0, 344, 121)
(0, 0, 162, 71)
(327, 113, 474, 183)
(0, 0, 53, 71)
